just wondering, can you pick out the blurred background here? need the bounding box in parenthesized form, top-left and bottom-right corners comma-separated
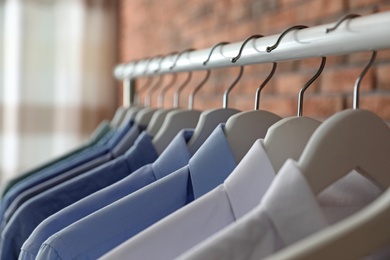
(1, 0, 390, 185)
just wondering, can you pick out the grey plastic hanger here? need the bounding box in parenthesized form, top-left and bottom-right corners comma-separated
(152, 49, 202, 155)
(132, 56, 165, 128)
(223, 35, 282, 164)
(187, 42, 241, 155)
(267, 50, 390, 260)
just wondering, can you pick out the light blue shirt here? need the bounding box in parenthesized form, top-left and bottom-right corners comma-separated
(19, 129, 194, 259)
(36, 125, 237, 259)
(0, 130, 157, 259)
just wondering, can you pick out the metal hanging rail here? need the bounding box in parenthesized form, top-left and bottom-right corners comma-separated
(114, 11, 390, 80)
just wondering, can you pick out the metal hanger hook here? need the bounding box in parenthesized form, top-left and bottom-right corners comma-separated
(255, 62, 277, 110)
(326, 14, 361, 33)
(353, 51, 377, 110)
(144, 75, 164, 107)
(174, 71, 192, 108)
(223, 66, 244, 109)
(158, 73, 177, 108)
(231, 35, 263, 63)
(188, 70, 211, 110)
(266, 25, 308, 53)
(154, 52, 179, 73)
(203, 42, 230, 66)
(297, 56, 326, 117)
(170, 48, 195, 70)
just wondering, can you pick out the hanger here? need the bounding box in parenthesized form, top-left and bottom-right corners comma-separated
(223, 35, 282, 164)
(265, 50, 390, 260)
(116, 59, 152, 128)
(146, 49, 193, 136)
(187, 42, 242, 155)
(152, 49, 202, 155)
(260, 25, 323, 173)
(133, 55, 166, 128)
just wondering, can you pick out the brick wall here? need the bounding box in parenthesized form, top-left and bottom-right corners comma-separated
(118, 0, 390, 122)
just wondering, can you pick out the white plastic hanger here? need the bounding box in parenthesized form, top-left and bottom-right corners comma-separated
(222, 35, 284, 163)
(152, 49, 202, 155)
(265, 48, 390, 259)
(187, 42, 242, 155)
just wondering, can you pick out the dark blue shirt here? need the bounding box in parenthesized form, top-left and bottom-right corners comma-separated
(0, 129, 156, 259)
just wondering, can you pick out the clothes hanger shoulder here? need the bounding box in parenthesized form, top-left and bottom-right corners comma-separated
(134, 107, 158, 129)
(146, 108, 176, 137)
(224, 110, 282, 163)
(187, 108, 240, 155)
(299, 109, 390, 195)
(263, 116, 321, 173)
(110, 107, 127, 128)
(152, 109, 201, 155)
(119, 106, 144, 128)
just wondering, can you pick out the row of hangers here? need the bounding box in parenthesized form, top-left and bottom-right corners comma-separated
(111, 14, 390, 259)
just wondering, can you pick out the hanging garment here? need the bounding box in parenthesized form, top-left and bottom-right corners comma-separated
(177, 159, 385, 260)
(101, 139, 275, 260)
(0, 119, 133, 223)
(0, 130, 157, 259)
(35, 124, 237, 259)
(1, 120, 111, 197)
(3, 123, 140, 226)
(19, 129, 194, 259)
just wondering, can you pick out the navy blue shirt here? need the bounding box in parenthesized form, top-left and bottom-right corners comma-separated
(2, 124, 140, 226)
(0, 131, 157, 259)
(36, 125, 237, 259)
(20, 129, 194, 259)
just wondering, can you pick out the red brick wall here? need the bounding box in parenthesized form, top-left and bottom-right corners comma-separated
(118, 0, 390, 122)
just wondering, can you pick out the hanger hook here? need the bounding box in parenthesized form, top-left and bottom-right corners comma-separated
(170, 48, 195, 70)
(174, 71, 192, 108)
(154, 52, 178, 73)
(142, 55, 167, 105)
(231, 35, 263, 63)
(353, 51, 376, 110)
(266, 25, 308, 53)
(158, 73, 177, 108)
(298, 57, 326, 117)
(188, 70, 211, 110)
(255, 62, 277, 110)
(203, 42, 230, 65)
(325, 14, 361, 33)
(223, 66, 244, 109)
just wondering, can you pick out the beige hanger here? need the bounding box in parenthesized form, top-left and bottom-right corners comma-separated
(265, 50, 390, 260)
(152, 49, 202, 155)
(187, 42, 242, 155)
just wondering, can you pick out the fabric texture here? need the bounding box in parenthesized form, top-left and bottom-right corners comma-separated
(0, 124, 153, 259)
(35, 124, 237, 260)
(19, 129, 194, 259)
(101, 139, 275, 260)
(177, 159, 384, 260)
(3, 124, 139, 225)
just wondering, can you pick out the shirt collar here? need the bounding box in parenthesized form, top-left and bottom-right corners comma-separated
(262, 159, 328, 246)
(189, 124, 237, 199)
(225, 139, 275, 220)
(152, 129, 194, 180)
(107, 119, 134, 147)
(124, 131, 158, 163)
(112, 125, 141, 157)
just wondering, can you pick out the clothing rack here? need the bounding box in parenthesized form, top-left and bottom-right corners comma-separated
(114, 11, 390, 105)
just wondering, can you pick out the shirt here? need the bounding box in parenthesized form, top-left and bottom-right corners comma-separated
(177, 159, 384, 260)
(3, 124, 140, 225)
(0, 120, 111, 197)
(19, 129, 194, 260)
(0, 130, 156, 259)
(0, 120, 129, 224)
(36, 124, 237, 259)
(101, 139, 275, 260)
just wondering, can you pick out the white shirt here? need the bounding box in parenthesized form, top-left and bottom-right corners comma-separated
(177, 159, 384, 260)
(100, 140, 275, 260)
